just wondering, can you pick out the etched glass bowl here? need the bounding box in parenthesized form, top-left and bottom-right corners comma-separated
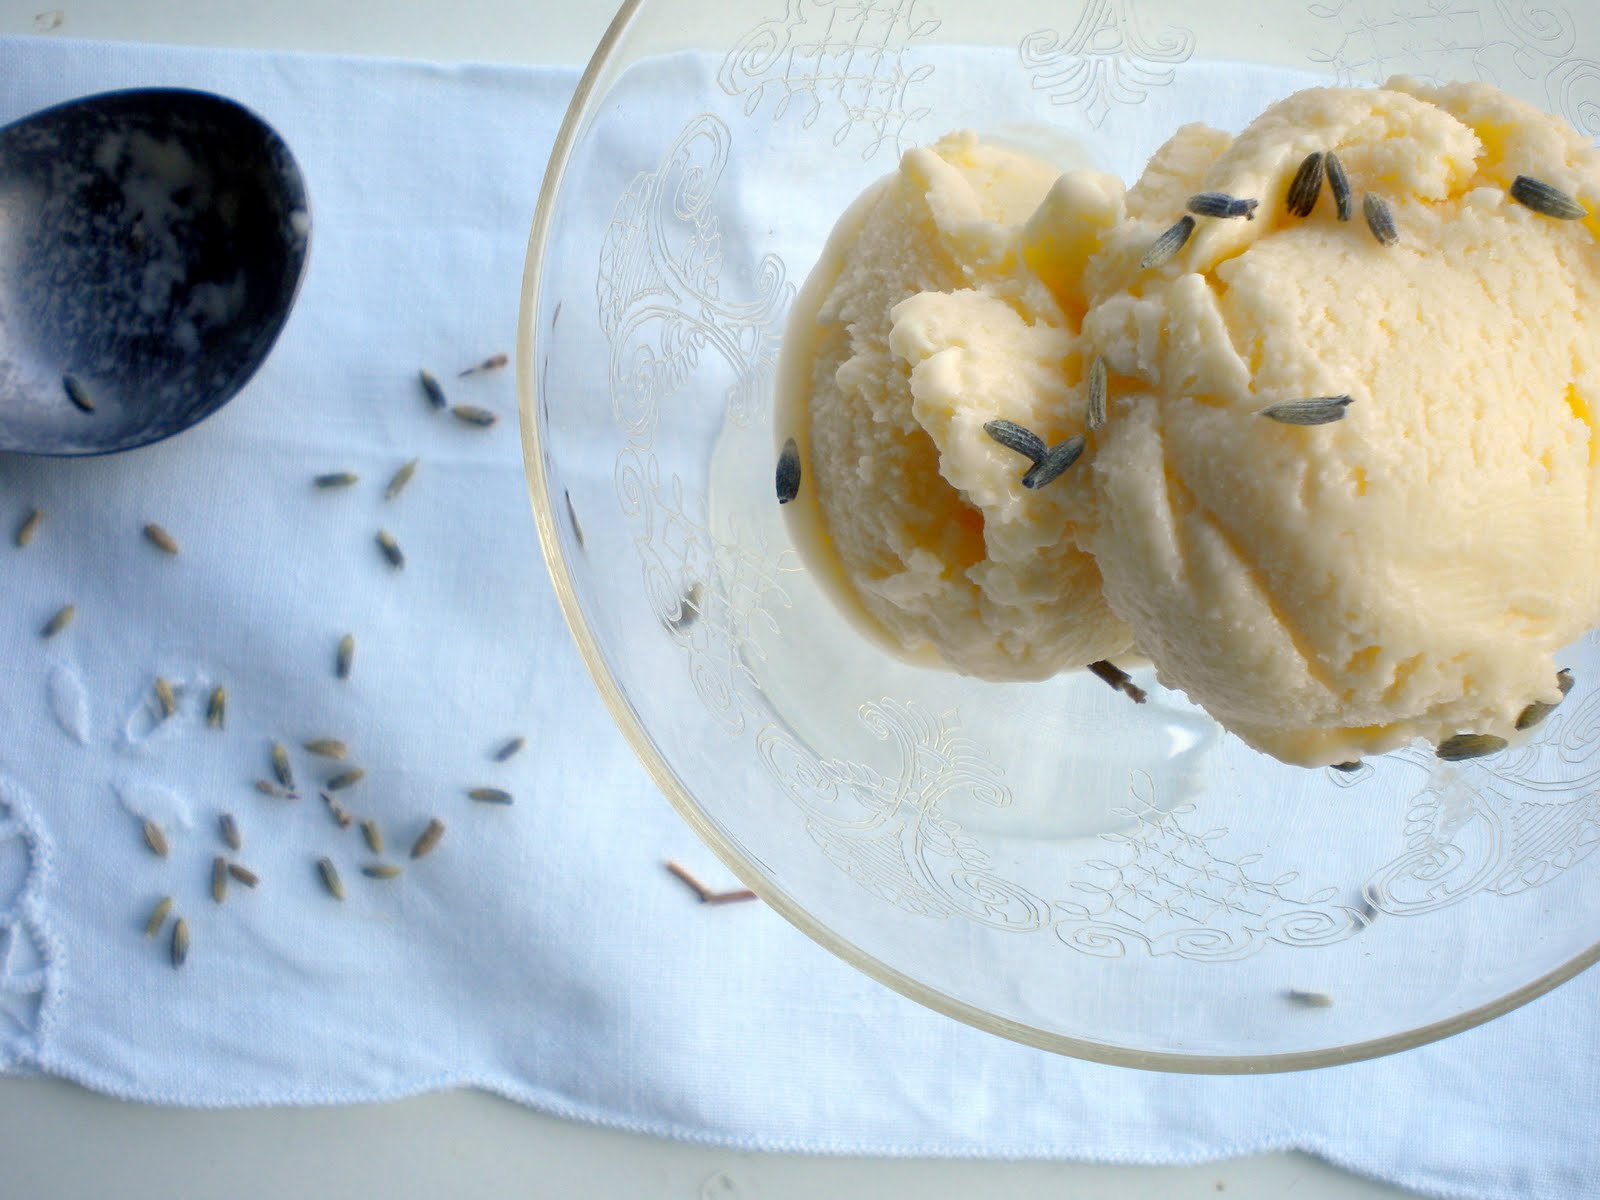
(520, 0, 1600, 1070)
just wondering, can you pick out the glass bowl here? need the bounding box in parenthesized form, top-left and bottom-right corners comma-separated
(520, 0, 1600, 1070)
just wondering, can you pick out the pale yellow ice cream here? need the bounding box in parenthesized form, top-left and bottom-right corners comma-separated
(777, 132, 1134, 679)
(782, 80, 1600, 768)
(1057, 79, 1600, 765)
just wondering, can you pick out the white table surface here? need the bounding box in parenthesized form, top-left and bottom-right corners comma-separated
(0, 4, 1420, 1197)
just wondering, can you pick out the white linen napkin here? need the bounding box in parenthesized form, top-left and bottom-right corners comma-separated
(1, 33, 1597, 1200)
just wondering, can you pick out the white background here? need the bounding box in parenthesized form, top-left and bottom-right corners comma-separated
(0, 3, 1413, 1196)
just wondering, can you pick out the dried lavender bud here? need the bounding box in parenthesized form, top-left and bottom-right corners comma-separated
(1021, 436, 1086, 490)
(982, 419, 1047, 463)
(776, 437, 801, 504)
(1363, 193, 1398, 246)
(1510, 175, 1587, 220)
(1185, 192, 1258, 220)
(1140, 216, 1195, 268)
(1286, 152, 1324, 218)
(1085, 357, 1108, 432)
(1325, 152, 1352, 221)
(1436, 733, 1508, 762)
(1258, 396, 1353, 426)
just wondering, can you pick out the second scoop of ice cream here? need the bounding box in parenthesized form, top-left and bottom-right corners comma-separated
(783, 132, 1134, 679)
(1061, 79, 1600, 765)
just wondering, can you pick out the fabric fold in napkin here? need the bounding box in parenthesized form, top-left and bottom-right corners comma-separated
(1, 34, 1598, 1200)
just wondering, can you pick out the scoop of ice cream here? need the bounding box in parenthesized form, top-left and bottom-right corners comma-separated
(1066, 80, 1600, 765)
(779, 132, 1134, 679)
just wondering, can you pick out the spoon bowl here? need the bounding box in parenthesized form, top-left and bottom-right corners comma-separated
(0, 88, 310, 456)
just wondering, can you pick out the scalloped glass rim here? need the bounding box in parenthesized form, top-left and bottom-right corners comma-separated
(516, 0, 1600, 1073)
